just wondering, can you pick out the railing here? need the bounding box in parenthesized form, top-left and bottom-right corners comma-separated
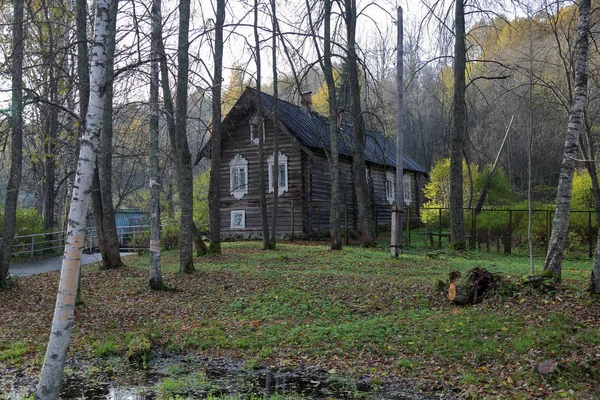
(3, 219, 211, 261)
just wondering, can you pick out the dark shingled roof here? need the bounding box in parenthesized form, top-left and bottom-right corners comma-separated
(225, 87, 426, 174)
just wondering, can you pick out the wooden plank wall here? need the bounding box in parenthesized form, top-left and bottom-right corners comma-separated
(220, 115, 304, 238)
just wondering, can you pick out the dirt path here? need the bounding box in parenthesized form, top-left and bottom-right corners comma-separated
(10, 252, 135, 277)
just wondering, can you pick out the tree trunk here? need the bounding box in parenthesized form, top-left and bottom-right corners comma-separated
(254, 0, 270, 250)
(35, 0, 111, 396)
(42, 67, 59, 233)
(98, 0, 123, 270)
(269, 0, 279, 249)
(148, 0, 162, 289)
(174, 0, 194, 273)
(344, 0, 373, 247)
(544, 0, 590, 280)
(448, 281, 473, 305)
(324, 0, 342, 250)
(449, 0, 466, 250)
(209, 0, 225, 255)
(0, 0, 24, 286)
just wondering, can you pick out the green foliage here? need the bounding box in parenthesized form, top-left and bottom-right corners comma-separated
(193, 172, 210, 232)
(0, 207, 45, 237)
(92, 337, 120, 357)
(125, 333, 152, 368)
(0, 342, 28, 363)
(423, 159, 516, 214)
(570, 169, 595, 209)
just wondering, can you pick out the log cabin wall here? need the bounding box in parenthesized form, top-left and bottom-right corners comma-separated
(367, 166, 421, 229)
(307, 155, 356, 233)
(220, 114, 305, 238)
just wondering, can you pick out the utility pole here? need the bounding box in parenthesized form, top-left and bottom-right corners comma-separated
(391, 6, 404, 257)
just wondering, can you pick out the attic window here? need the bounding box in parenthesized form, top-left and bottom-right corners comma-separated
(250, 115, 265, 145)
(229, 154, 248, 200)
(267, 152, 288, 196)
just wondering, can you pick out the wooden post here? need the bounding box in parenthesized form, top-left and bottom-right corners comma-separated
(291, 200, 295, 241)
(471, 208, 476, 250)
(438, 208, 442, 248)
(390, 6, 404, 257)
(391, 206, 400, 257)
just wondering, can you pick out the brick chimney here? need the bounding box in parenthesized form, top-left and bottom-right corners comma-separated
(300, 91, 314, 113)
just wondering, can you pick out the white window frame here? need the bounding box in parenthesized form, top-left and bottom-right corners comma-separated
(267, 152, 288, 196)
(385, 171, 412, 206)
(229, 154, 248, 200)
(230, 210, 246, 229)
(385, 171, 395, 205)
(250, 115, 266, 145)
(403, 174, 412, 205)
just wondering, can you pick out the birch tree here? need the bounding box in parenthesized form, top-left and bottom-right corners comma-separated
(544, 0, 590, 280)
(35, 0, 112, 396)
(148, 0, 162, 289)
(0, 0, 25, 287)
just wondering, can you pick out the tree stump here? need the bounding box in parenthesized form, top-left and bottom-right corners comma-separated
(448, 280, 474, 305)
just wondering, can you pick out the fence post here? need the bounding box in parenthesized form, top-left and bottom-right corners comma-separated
(291, 200, 295, 241)
(31, 236, 35, 258)
(438, 208, 442, 248)
(344, 204, 349, 245)
(471, 208, 476, 250)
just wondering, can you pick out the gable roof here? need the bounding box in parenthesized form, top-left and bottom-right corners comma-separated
(224, 87, 426, 174)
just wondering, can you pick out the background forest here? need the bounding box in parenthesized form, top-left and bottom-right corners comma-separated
(0, 0, 599, 243)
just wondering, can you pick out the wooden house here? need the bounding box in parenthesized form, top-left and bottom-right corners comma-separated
(217, 87, 427, 239)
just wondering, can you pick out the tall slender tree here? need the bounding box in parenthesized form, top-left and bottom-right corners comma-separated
(343, 0, 373, 247)
(269, 0, 279, 249)
(209, 0, 226, 255)
(449, 0, 467, 250)
(36, 0, 113, 396)
(0, 0, 25, 286)
(91, 0, 123, 270)
(174, 0, 195, 272)
(544, 0, 590, 280)
(253, 0, 270, 250)
(148, 0, 162, 289)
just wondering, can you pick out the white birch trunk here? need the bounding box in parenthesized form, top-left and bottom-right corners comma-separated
(35, 0, 111, 397)
(544, 0, 590, 279)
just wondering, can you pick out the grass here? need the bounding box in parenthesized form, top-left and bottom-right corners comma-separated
(1, 241, 599, 399)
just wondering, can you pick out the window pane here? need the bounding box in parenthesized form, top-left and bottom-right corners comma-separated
(240, 168, 246, 187)
(279, 165, 286, 186)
